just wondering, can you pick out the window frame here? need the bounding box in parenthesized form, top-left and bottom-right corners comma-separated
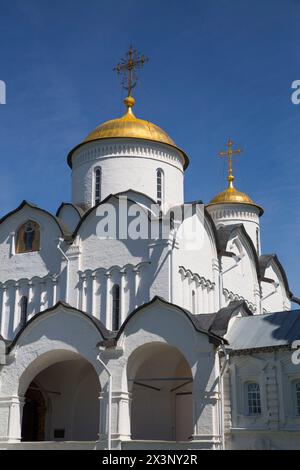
(245, 381, 262, 416)
(295, 381, 300, 416)
(94, 167, 102, 206)
(156, 168, 164, 207)
(15, 220, 41, 254)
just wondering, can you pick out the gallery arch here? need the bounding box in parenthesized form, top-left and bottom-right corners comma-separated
(20, 353, 100, 442)
(128, 343, 193, 442)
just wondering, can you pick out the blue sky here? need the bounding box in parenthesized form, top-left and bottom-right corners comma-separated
(0, 0, 300, 298)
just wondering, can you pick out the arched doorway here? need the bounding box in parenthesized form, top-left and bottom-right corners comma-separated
(128, 343, 193, 442)
(21, 381, 47, 441)
(21, 355, 100, 442)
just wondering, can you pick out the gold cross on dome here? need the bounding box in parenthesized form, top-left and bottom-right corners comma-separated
(113, 46, 148, 97)
(218, 139, 242, 187)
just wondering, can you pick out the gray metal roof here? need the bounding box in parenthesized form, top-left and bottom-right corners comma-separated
(226, 309, 300, 350)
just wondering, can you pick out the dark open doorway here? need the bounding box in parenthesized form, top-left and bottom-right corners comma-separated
(21, 381, 47, 442)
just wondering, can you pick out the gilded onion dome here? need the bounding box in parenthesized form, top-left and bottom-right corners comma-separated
(208, 178, 264, 215)
(207, 139, 264, 215)
(67, 96, 189, 169)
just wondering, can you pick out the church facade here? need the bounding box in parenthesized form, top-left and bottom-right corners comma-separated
(0, 54, 300, 449)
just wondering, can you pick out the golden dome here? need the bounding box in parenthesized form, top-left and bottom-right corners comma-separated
(67, 96, 189, 168)
(208, 177, 264, 215)
(207, 139, 263, 215)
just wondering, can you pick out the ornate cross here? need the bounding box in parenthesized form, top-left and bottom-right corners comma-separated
(113, 46, 148, 96)
(218, 139, 242, 187)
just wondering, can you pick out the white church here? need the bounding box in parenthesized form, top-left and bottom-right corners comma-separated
(0, 48, 300, 450)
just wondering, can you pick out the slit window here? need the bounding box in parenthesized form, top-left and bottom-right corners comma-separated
(94, 168, 101, 205)
(20, 296, 28, 327)
(156, 169, 164, 206)
(112, 284, 120, 331)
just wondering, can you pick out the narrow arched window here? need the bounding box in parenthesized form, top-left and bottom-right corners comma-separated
(94, 167, 101, 205)
(295, 382, 300, 415)
(20, 296, 28, 327)
(156, 169, 164, 206)
(192, 290, 196, 313)
(256, 227, 260, 253)
(247, 382, 261, 415)
(16, 221, 40, 254)
(112, 284, 120, 331)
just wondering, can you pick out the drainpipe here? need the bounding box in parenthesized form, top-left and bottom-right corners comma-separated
(57, 238, 70, 304)
(218, 342, 230, 450)
(219, 254, 243, 309)
(261, 281, 279, 302)
(97, 353, 112, 450)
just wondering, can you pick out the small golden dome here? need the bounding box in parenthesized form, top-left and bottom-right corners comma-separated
(208, 179, 263, 215)
(67, 96, 189, 168)
(207, 139, 263, 215)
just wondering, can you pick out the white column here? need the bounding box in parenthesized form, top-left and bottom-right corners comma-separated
(188, 275, 193, 311)
(1, 287, 8, 338)
(52, 276, 58, 305)
(199, 281, 204, 312)
(27, 282, 34, 319)
(39, 280, 47, 312)
(92, 273, 99, 319)
(195, 280, 201, 313)
(97, 389, 131, 450)
(98, 390, 109, 446)
(212, 258, 221, 312)
(35, 281, 42, 313)
(0, 396, 25, 442)
(114, 391, 131, 441)
(45, 277, 52, 308)
(207, 282, 212, 313)
(81, 275, 87, 312)
(13, 283, 21, 332)
(203, 283, 208, 312)
(182, 274, 189, 309)
(85, 272, 93, 315)
(133, 268, 140, 308)
(120, 271, 126, 324)
(105, 273, 111, 329)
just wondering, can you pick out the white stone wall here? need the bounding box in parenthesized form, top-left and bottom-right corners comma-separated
(0, 205, 63, 283)
(0, 301, 221, 450)
(221, 230, 260, 313)
(71, 139, 184, 208)
(207, 204, 261, 254)
(226, 349, 300, 450)
(0, 274, 59, 339)
(173, 209, 220, 312)
(261, 262, 291, 312)
(56, 204, 81, 233)
(78, 262, 150, 328)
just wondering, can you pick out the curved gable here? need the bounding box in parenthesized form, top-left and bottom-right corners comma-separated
(219, 225, 260, 311)
(73, 193, 152, 239)
(0, 201, 71, 282)
(259, 254, 291, 297)
(260, 254, 292, 312)
(0, 201, 71, 239)
(111, 296, 223, 346)
(74, 194, 152, 271)
(9, 301, 111, 352)
(56, 203, 83, 233)
(219, 224, 260, 280)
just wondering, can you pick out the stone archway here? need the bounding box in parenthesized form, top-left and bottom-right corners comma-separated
(20, 352, 101, 442)
(128, 343, 193, 442)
